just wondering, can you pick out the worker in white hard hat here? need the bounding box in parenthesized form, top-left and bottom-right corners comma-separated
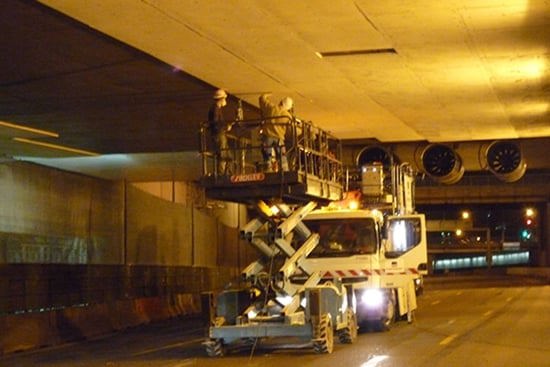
(259, 93, 294, 171)
(208, 89, 231, 175)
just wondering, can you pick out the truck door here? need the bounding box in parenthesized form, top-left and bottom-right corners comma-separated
(384, 214, 427, 275)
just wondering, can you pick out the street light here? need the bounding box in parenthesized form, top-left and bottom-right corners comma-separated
(461, 211, 470, 220)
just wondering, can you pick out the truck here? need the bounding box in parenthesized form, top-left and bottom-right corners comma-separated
(301, 162, 427, 331)
(199, 115, 427, 356)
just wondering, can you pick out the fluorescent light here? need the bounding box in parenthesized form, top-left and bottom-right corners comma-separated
(0, 120, 58, 137)
(13, 137, 99, 156)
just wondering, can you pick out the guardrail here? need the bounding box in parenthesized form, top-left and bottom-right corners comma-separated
(0, 264, 238, 315)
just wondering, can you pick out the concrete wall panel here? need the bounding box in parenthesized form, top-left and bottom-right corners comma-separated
(126, 185, 192, 265)
(0, 162, 123, 265)
(192, 208, 218, 267)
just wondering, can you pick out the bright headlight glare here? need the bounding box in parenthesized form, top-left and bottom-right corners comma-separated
(247, 309, 258, 319)
(361, 289, 384, 307)
(276, 295, 293, 306)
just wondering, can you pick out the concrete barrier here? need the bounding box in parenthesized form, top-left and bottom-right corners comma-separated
(506, 267, 550, 281)
(0, 294, 202, 356)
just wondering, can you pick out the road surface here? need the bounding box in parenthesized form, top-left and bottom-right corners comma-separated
(1, 274, 548, 367)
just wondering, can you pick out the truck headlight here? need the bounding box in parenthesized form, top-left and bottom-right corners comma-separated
(361, 289, 384, 308)
(276, 295, 293, 306)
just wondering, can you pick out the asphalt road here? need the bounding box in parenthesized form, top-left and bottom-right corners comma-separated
(1, 274, 548, 367)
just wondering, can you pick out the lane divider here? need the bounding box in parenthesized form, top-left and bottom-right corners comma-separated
(131, 337, 204, 357)
(439, 333, 458, 346)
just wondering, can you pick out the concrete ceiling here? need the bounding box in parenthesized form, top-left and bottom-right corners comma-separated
(0, 0, 549, 180)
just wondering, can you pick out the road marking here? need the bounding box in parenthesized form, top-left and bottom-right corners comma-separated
(483, 310, 493, 317)
(447, 319, 456, 325)
(506, 297, 513, 302)
(362, 355, 389, 367)
(439, 334, 458, 346)
(455, 291, 463, 296)
(131, 337, 204, 357)
(171, 361, 195, 367)
(431, 300, 441, 305)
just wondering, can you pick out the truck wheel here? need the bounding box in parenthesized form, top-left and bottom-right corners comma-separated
(205, 338, 225, 357)
(338, 309, 358, 344)
(313, 314, 334, 354)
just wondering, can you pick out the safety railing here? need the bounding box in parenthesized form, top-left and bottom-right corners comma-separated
(199, 116, 343, 185)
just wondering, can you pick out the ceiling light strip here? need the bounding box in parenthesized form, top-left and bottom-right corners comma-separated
(13, 137, 99, 156)
(0, 120, 59, 137)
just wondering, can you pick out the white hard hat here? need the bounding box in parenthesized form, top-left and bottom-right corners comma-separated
(281, 96, 293, 110)
(213, 89, 227, 100)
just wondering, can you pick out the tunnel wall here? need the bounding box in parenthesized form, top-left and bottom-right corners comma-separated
(0, 161, 248, 355)
(0, 162, 124, 265)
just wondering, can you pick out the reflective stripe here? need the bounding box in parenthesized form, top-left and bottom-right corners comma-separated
(322, 268, 419, 278)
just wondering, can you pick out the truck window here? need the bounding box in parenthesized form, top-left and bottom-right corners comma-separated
(304, 218, 378, 257)
(385, 217, 421, 258)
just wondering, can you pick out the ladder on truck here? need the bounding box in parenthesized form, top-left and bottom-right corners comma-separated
(204, 200, 357, 356)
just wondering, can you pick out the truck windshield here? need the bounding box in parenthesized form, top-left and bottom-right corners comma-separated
(305, 218, 377, 257)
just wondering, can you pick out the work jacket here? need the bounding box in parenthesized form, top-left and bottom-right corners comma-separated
(259, 94, 291, 140)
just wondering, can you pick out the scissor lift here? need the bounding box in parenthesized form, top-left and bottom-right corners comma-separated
(200, 117, 356, 355)
(203, 200, 357, 356)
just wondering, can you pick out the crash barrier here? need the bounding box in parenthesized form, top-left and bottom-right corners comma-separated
(0, 264, 239, 355)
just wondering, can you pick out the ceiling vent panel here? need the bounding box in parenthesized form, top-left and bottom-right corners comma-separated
(318, 48, 397, 58)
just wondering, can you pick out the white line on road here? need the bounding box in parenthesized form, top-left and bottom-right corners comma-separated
(439, 334, 458, 346)
(362, 355, 389, 367)
(431, 300, 441, 305)
(131, 337, 204, 357)
(483, 310, 494, 317)
(506, 297, 513, 302)
(455, 291, 463, 296)
(171, 360, 196, 367)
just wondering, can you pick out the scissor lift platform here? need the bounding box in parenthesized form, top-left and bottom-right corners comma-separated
(201, 170, 343, 204)
(199, 117, 344, 204)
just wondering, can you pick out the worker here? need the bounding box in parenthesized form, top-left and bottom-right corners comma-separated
(259, 93, 293, 171)
(208, 89, 231, 175)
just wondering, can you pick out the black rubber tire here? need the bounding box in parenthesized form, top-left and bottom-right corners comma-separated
(313, 314, 334, 354)
(338, 309, 358, 344)
(205, 339, 224, 357)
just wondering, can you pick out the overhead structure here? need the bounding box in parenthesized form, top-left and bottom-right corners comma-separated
(356, 145, 398, 170)
(418, 143, 464, 184)
(482, 140, 527, 183)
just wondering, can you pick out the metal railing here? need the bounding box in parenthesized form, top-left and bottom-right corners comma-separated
(199, 116, 343, 184)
